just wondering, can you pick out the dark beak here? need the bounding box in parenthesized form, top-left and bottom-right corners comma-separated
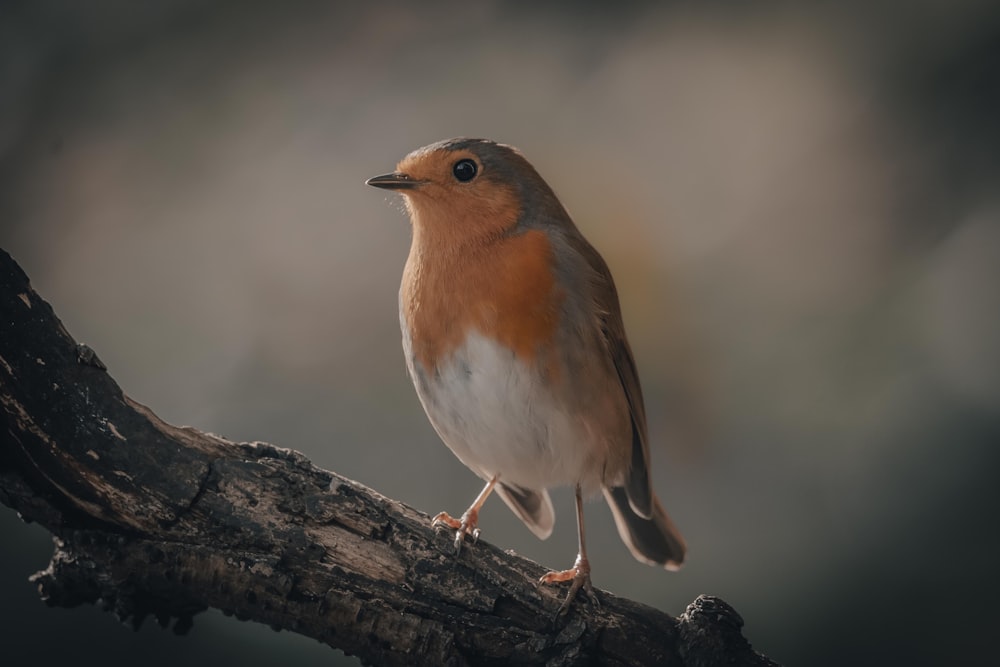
(366, 172, 421, 191)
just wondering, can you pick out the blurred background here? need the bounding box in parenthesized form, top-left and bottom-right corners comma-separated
(2, 1, 999, 665)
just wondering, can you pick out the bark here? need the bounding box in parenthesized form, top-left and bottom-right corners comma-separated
(0, 248, 778, 666)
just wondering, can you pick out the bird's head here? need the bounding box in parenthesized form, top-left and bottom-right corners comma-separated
(367, 138, 560, 248)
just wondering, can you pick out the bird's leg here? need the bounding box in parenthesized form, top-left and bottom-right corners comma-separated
(432, 475, 497, 555)
(538, 484, 598, 614)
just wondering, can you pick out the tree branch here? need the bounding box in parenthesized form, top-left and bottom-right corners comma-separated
(0, 248, 777, 666)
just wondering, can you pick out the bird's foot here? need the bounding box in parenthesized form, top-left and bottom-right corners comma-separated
(538, 553, 598, 616)
(432, 509, 481, 555)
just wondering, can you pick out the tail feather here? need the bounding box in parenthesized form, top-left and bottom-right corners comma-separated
(604, 486, 686, 570)
(497, 483, 554, 540)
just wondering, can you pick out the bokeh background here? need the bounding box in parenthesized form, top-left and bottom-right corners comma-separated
(2, 1, 999, 665)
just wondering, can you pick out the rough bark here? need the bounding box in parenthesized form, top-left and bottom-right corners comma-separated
(0, 248, 778, 666)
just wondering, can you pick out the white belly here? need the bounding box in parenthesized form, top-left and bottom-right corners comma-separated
(403, 329, 611, 492)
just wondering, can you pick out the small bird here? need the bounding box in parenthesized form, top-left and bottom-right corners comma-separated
(366, 138, 685, 611)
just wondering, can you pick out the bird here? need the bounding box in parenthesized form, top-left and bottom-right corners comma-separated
(366, 138, 685, 612)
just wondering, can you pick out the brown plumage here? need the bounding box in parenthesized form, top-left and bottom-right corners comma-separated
(367, 138, 685, 612)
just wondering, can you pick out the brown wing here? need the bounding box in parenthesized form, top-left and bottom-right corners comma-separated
(569, 231, 687, 567)
(607, 324, 654, 518)
(566, 232, 654, 519)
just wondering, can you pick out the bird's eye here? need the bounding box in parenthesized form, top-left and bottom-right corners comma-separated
(452, 159, 478, 182)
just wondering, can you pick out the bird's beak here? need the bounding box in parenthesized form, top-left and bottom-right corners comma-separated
(366, 172, 421, 191)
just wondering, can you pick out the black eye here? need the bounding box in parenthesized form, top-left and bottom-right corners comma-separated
(452, 159, 478, 182)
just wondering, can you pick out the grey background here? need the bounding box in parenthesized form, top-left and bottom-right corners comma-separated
(2, 1, 999, 665)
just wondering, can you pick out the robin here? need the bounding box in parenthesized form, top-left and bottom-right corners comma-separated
(366, 138, 686, 612)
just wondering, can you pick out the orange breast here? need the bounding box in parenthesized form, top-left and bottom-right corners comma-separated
(401, 229, 563, 377)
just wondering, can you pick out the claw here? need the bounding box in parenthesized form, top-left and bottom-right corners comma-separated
(431, 510, 480, 555)
(539, 554, 597, 616)
(431, 477, 497, 556)
(432, 511, 461, 531)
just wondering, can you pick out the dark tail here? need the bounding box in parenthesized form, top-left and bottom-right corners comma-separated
(496, 482, 554, 540)
(603, 486, 686, 570)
